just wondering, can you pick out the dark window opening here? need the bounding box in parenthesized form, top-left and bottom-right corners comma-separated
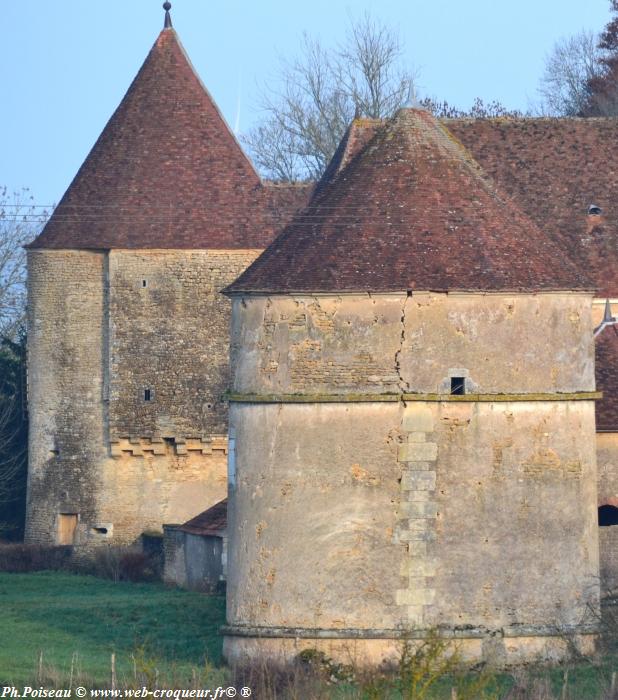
(599, 505, 618, 526)
(92, 526, 108, 535)
(450, 377, 465, 395)
(142, 279, 148, 288)
(144, 388, 152, 402)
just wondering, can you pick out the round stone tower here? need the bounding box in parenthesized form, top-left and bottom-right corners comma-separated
(222, 108, 601, 666)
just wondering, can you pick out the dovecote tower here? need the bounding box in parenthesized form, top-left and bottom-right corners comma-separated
(24, 5, 308, 549)
(223, 107, 600, 665)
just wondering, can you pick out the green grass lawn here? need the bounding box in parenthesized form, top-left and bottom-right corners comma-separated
(0, 571, 226, 686)
(2, 571, 618, 698)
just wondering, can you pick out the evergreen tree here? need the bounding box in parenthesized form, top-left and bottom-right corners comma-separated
(0, 333, 28, 540)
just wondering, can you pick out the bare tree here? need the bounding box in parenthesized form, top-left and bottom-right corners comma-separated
(422, 97, 526, 119)
(243, 14, 412, 182)
(538, 30, 603, 116)
(0, 187, 47, 340)
(0, 189, 46, 539)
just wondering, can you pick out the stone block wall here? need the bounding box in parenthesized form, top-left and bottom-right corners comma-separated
(225, 290, 600, 665)
(25, 250, 107, 545)
(26, 248, 258, 547)
(231, 292, 594, 396)
(597, 432, 618, 593)
(109, 250, 260, 438)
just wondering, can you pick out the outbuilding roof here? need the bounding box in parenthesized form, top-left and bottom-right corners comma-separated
(29, 26, 309, 250)
(179, 498, 227, 536)
(226, 108, 592, 294)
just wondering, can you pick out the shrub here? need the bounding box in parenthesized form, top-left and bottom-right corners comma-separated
(93, 546, 158, 583)
(0, 543, 71, 572)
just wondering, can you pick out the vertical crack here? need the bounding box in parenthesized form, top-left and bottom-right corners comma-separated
(395, 291, 412, 393)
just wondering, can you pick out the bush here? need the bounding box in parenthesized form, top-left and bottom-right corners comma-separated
(0, 543, 71, 572)
(93, 546, 158, 583)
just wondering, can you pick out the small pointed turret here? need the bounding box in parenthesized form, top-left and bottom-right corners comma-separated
(163, 1, 172, 29)
(594, 299, 617, 336)
(402, 80, 420, 109)
(604, 298, 616, 324)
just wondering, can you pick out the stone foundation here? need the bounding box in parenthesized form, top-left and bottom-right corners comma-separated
(222, 626, 597, 668)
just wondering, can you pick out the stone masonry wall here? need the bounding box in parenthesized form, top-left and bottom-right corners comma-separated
(227, 399, 598, 633)
(231, 292, 594, 396)
(25, 250, 107, 545)
(226, 291, 599, 663)
(597, 432, 618, 592)
(109, 250, 260, 439)
(26, 249, 257, 547)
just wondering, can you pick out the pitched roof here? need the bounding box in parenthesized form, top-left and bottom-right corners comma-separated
(447, 118, 618, 298)
(316, 118, 382, 197)
(29, 27, 310, 250)
(227, 108, 592, 294)
(179, 498, 227, 536)
(596, 325, 618, 431)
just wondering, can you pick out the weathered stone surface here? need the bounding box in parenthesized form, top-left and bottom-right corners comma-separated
(399, 442, 438, 463)
(226, 290, 600, 665)
(25, 249, 250, 547)
(109, 250, 259, 438)
(231, 292, 595, 396)
(597, 432, 618, 592)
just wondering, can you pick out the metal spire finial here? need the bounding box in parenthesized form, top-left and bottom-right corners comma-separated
(594, 298, 617, 336)
(403, 80, 420, 109)
(163, 1, 172, 29)
(603, 298, 615, 324)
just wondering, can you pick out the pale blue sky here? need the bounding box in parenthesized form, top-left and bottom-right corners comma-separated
(1, 0, 612, 206)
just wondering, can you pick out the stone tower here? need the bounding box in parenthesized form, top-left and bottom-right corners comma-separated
(223, 107, 600, 665)
(24, 8, 307, 548)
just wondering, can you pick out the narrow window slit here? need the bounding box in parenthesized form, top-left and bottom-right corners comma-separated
(450, 377, 465, 395)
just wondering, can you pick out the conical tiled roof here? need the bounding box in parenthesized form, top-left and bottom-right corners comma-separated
(227, 108, 593, 293)
(30, 26, 308, 250)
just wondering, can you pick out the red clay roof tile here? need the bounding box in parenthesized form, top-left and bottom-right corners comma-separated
(179, 498, 227, 536)
(596, 326, 618, 431)
(29, 28, 310, 250)
(227, 109, 593, 294)
(447, 118, 618, 298)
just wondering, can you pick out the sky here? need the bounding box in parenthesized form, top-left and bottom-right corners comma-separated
(1, 0, 612, 208)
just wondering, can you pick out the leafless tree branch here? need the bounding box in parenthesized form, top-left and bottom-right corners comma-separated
(538, 30, 604, 116)
(0, 187, 48, 340)
(243, 15, 413, 181)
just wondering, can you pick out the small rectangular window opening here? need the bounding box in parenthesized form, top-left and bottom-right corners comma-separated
(144, 388, 152, 402)
(450, 377, 465, 395)
(142, 279, 148, 288)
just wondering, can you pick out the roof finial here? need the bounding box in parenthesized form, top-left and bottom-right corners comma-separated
(403, 79, 420, 109)
(163, 1, 172, 29)
(594, 298, 617, 336)
(603, 298, 615, 324)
